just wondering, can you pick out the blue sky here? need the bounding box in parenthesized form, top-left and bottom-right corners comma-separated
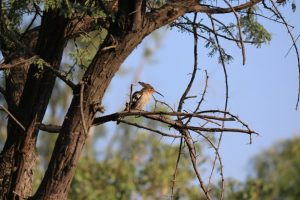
(103, 6, 300, 181)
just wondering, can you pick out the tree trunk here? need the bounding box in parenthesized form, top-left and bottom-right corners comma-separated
(0, 9, 69, 199)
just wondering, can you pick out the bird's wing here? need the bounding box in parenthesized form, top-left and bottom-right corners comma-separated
(132, 91, 142, 103)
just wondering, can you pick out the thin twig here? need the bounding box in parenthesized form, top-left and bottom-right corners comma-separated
(269, 0, 300, 109)
(0, 104, 25, 131)
(223, 0, 246, 65)
(195, 129, 224, 193)
(208, 14, 229, 199)
(170, 136, 183, 199)
(172, 13, 200, 198)
(44, 64, 77, 90)
(181, 129, 212, 200)
(284, 34, 300, 58)
(198, 70, 209, 108)
(118, 119, 182, 138)
(20, 7, 38, 40)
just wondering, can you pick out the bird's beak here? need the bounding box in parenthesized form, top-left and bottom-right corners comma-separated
(154, 90, 164, 97)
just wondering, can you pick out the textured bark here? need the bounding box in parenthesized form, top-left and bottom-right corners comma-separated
(0, 9, 69, 199)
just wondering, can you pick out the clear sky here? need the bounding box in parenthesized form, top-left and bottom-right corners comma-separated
(103, 6, 300, 181)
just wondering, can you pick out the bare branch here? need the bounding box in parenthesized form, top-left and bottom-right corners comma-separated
(38, 110, 254, 134)
(44, 64, 77, 90)
(177, 13, 199, 113)
(145, 114, 256, 134)
(208, 15, 229, 199)
(118, 119, 182, 138)
(20, 5, 39, 40)
(194, 129, 224, 193)
(0, 105, 25, 131)
(198, 70, 209, 108)
(223, 0, 246, 65)
(171, 136, 183, 200)
(285, 34, 300, 58)
(94, 111, 237, 125)
(269, 0, 300, 110)
(172, 13, 199, 199)
(180, 129, 212, 200)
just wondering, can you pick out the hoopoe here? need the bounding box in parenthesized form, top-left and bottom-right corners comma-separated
(126, 81, 163, 111)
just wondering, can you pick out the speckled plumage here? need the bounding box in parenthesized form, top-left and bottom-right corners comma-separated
(130, 88, 154, 110)
(124, 82, 163, 111)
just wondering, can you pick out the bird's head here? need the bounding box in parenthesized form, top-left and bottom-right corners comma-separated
(138, 81, 164, 97)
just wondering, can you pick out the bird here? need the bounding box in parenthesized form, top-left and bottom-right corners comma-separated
(125, 81, 163, 111)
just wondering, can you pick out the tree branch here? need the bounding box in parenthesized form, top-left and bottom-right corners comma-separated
(0, 105, 25, 131)
(223, 0, 246, 65)
(146, 0, 263, 40)
(193, 0, 263, 14)
(118, 119, 182, 138)
(269, 0, 300, 110)
(38, 110, 252, 134)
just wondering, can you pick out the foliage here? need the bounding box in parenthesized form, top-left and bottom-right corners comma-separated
(240, 8, 272, 47)
(224, 137, 300, 200)
(69, 127, 204, 200)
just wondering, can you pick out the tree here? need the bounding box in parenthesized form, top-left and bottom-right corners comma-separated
(0, 0, 298, 199)
(68, 126, 204, 200)
(224, 136, 300, 200)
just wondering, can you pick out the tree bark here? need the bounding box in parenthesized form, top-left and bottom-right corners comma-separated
(0, 9, 69, 199)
